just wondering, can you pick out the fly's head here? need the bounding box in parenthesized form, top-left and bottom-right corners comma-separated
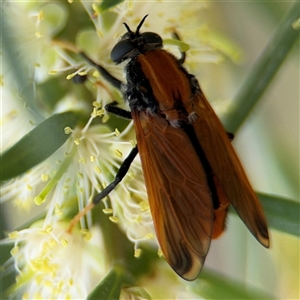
(111, 15, 163, 64)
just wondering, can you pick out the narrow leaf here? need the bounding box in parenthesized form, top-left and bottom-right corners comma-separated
(258, 193, 299, 237)
(0, 243, 16, 296)
(96, 0, 125, 13)
(0, 112, 80, 181)
(87, 267, 124, 300)
(224, 2, 300, 132)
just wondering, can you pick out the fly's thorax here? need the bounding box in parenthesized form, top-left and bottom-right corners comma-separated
(124, 49, 201, 127)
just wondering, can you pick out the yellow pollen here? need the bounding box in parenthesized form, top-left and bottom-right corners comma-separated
(78, 157, 86, 164)
(94, 166, 101, 174)
(65, 294, 72, 300)
(64, 127, 73, 134)
(102, 114, 109, 123)
(130, 140, 136, 147)
(54, 204, 63, 216)
(32, 257, 43, 266)
(91, 107, 98, 118)
(26, 184, 33, 191)
(145, 233, 154, 239)
(90, 155, 96, 162)
(68, 278, 74, 286)
(81, 230, 92, 240)
(74, 138, 80, 145)
(157, 249, 163, 257)
(114, 149, 123, 158)
(38, 10, 44, 21)
(38, 225, 52, 234)
(49, 70, 58, 75)
(46, 225, 53, 233)
(22, 292, 29, 300)
(48, 238, 57, 248)
(97, 109, 105, 116)
(92, 101, 101, 108)
(139, 201, 149, 212)
(10, 246, 19, 256)
(115, 128, 120, 136)
(103, 208, 113, 214)
(66, 73, 76, 80)
(92, 3, 98, 13)
(58, 280, 64, 289)
(134, 248, 142, 258)
(41, 173, 49, 181)
(92, 70, 99, 78)
(34, 63, 41, 67)
(8, 231, 19, 239)
(109, 216, 119, 223)
(61, 239, 68, 247)
(35, 31, 43, 38)
(133, 215, 142, 223)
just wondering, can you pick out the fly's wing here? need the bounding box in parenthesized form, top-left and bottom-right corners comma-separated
(132, 110, 214, 281)
(191, 92, 269, 248)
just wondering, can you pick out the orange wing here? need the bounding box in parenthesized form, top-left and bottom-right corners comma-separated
(132, 110, 214, 280)
(190, 91, 269, 248)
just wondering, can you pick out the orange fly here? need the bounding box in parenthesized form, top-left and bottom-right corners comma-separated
(69, 15, 269, 280)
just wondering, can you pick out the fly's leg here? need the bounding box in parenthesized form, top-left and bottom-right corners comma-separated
(93, 146, 138, 204)
(105, 101, 132, 119)
(66, 146, 138, 233)
(67, 54, 136, 232)
(79, 52, 122, 90)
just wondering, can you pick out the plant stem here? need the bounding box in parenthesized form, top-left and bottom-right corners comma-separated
(224, 2, 300, 133)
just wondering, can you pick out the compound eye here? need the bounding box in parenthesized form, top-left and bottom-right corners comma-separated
(142, 32, 163, 47)
(110, 40, 135, 63)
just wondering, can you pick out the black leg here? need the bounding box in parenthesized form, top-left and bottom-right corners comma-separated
(105, 102, 132, 120)
(79, 52, 123, 90)
(93, 146, 139, 205)
(226, 132, 234, 141)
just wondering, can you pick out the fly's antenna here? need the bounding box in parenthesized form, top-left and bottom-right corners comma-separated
(123, 22, 132, 33)
(123, 15, 148, 35)
(136, 14, 149, 34)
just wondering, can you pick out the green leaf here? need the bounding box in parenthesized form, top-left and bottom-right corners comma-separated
(87, 267, 124, 300)
(2, 7, 42, 121)
(96, 0, 125, 13)
(0, 243, 15, 297)
(224, 2, 300, 133)
(0, 112, 80, 182)
(36, 75, 68, 111)
(258, 193, 299, 237)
